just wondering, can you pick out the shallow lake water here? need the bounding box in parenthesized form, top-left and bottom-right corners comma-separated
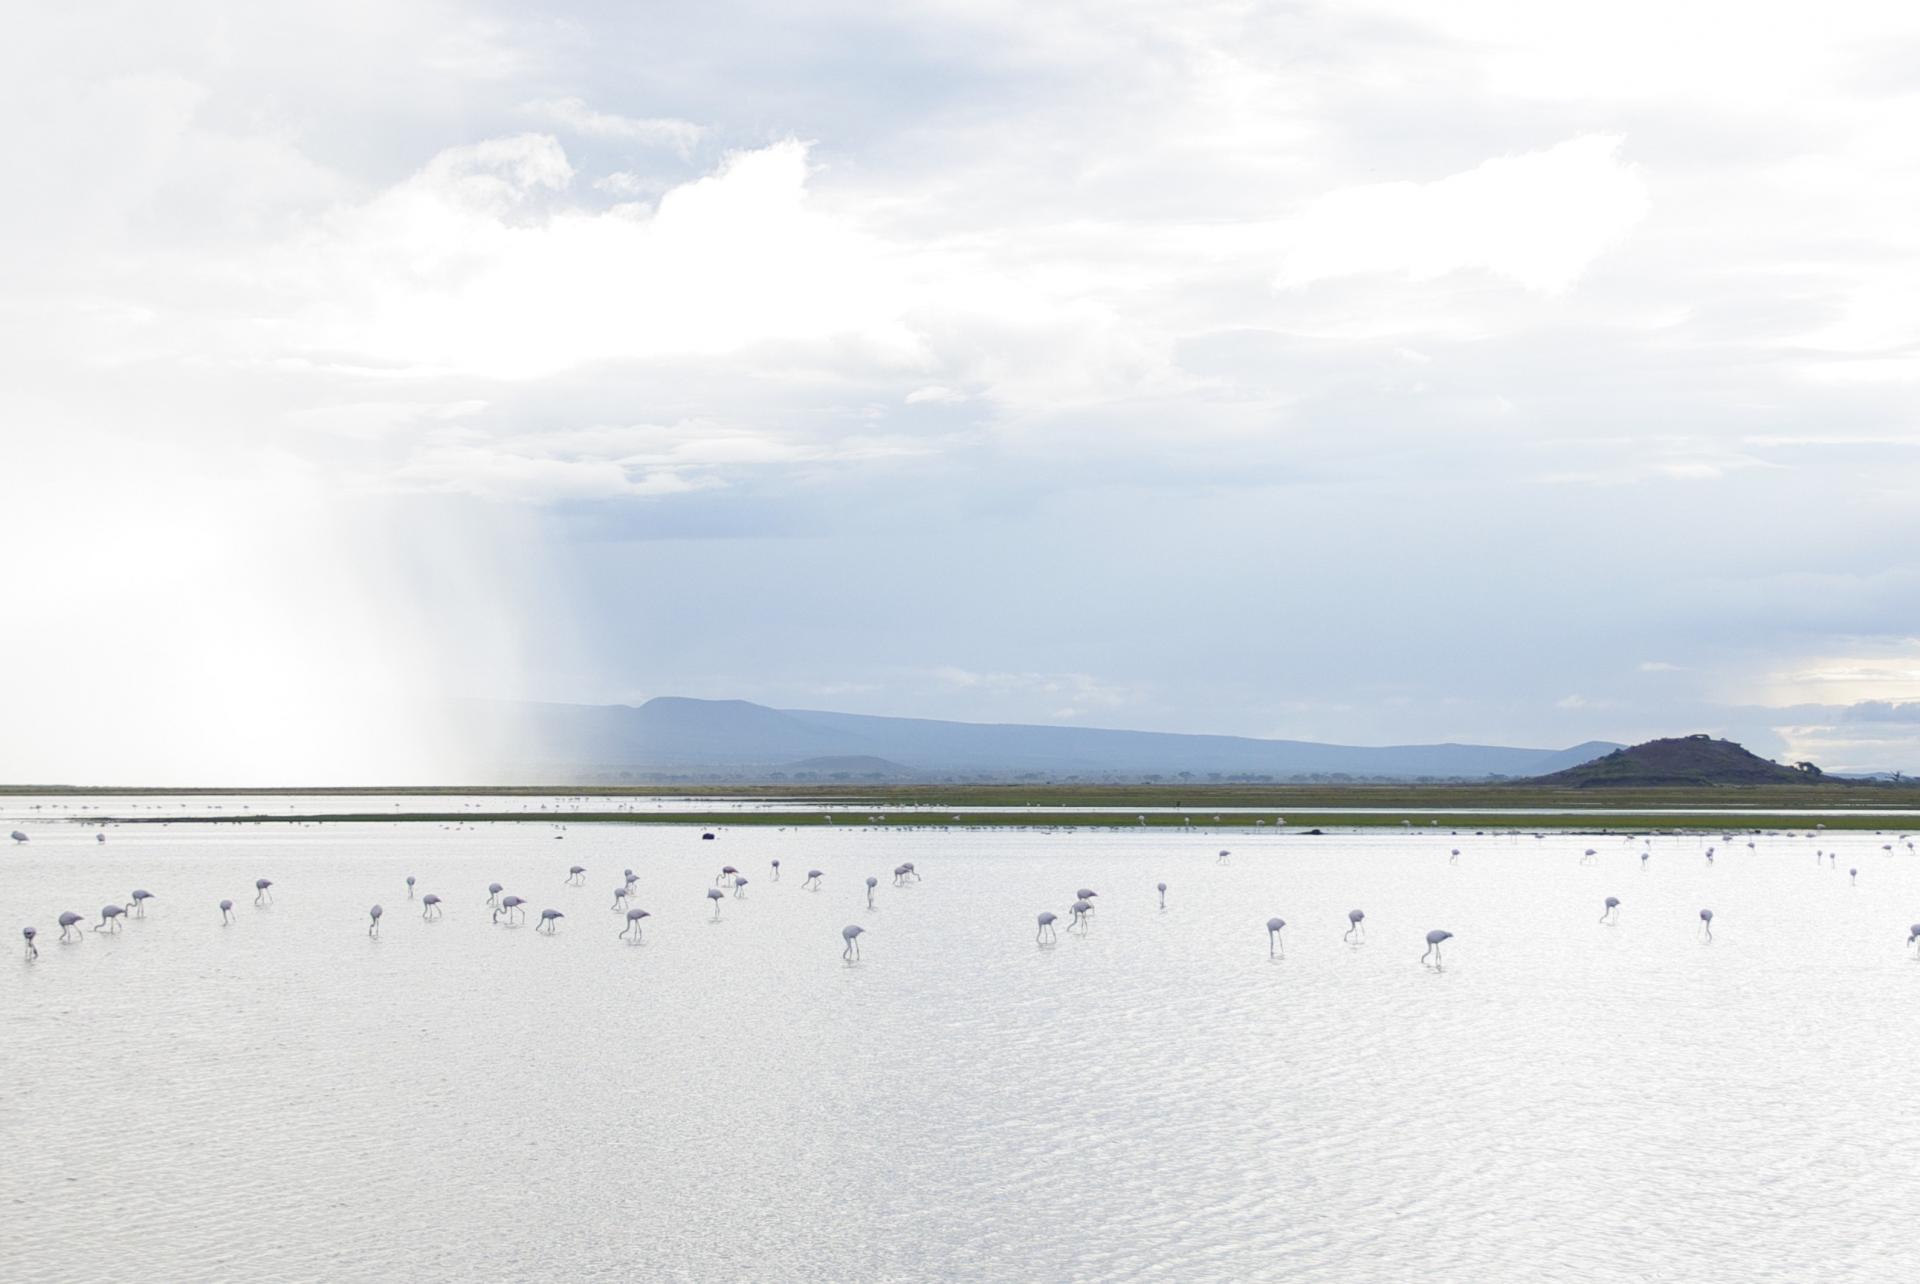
(5, 820, 1919, 1281)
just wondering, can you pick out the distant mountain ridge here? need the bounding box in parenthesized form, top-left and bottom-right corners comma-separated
(1530, 734, 1830, 788)
(498, 696, 1620, 781)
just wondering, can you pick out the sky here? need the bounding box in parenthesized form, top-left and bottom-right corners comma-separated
(4, 0, 1920, 782)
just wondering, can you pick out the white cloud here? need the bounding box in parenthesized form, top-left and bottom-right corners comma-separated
(1274, 136, 1650, 293)
(262, 137, 923, 378)
(522, 97, 705, 154)
(594, 171, 653, 198)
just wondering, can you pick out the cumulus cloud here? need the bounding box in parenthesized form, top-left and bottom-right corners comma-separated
(1275, 136, 1650, 293)
(270, 137, 921, 379)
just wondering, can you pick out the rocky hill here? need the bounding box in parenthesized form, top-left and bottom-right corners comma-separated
(1530, 735, 1829, 788)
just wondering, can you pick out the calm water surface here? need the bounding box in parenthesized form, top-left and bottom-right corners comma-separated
(5, 822, 1919, 1281)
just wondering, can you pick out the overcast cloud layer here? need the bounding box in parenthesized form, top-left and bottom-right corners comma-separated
(4, 1, 1920, 782)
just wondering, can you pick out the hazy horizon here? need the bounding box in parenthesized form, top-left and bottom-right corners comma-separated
(7, 2, 1920, 782)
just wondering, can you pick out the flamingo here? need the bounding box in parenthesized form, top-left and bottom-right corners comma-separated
(841, 925, 866, 961)
(1422, 929, 1452, 966)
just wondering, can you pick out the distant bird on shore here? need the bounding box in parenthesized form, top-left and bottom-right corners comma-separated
(707, 888, 725, 919)
(1449, 848, 1460, 865)
(770, 859, 781, 880)
(733, 877, 749, 899)
(1267, 917, 1285, 958)
(129, 890, 155, 917)
(538, 909, 564, 934)
(1849, 868, 1858, 885)
(716, 866, 738, 887)
(1069, 899, 1093, 931)
(219, 900, 234, 924)
(611, 886, 629, 910)
(486, 882, 503, 907)
(254, 879, 274, 905)
(866, 877, 878, 907)
(22, 926, 37, 960)
(1601, 896, 1620, 924)
(96, 832, 106, 844)
(422, 894, 442, 919)
(1037, 911, 1058, 944)
(406, 876, 416, 899)
(566, 865, 586, 886)
(804, 870, 823, 890)
(1909, 924, 1920, 956)
(1345, 909, 1366, 942)
(368, 905, 383, 937)
(495, 896, 526, 924)
(8, 830, 25, 843)
(841, 925, 865, 961)
(1699, 909, 1714, 942)
(95, 905, 125, 932)
(1157, 882, 1167, 910)
(621, 908, 650, 941)
(1422, 930, 1452, 966)
(1216, 849, 1231, 864)
(58, 911, 83, 941)
(1640, 851, 1650, 868)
